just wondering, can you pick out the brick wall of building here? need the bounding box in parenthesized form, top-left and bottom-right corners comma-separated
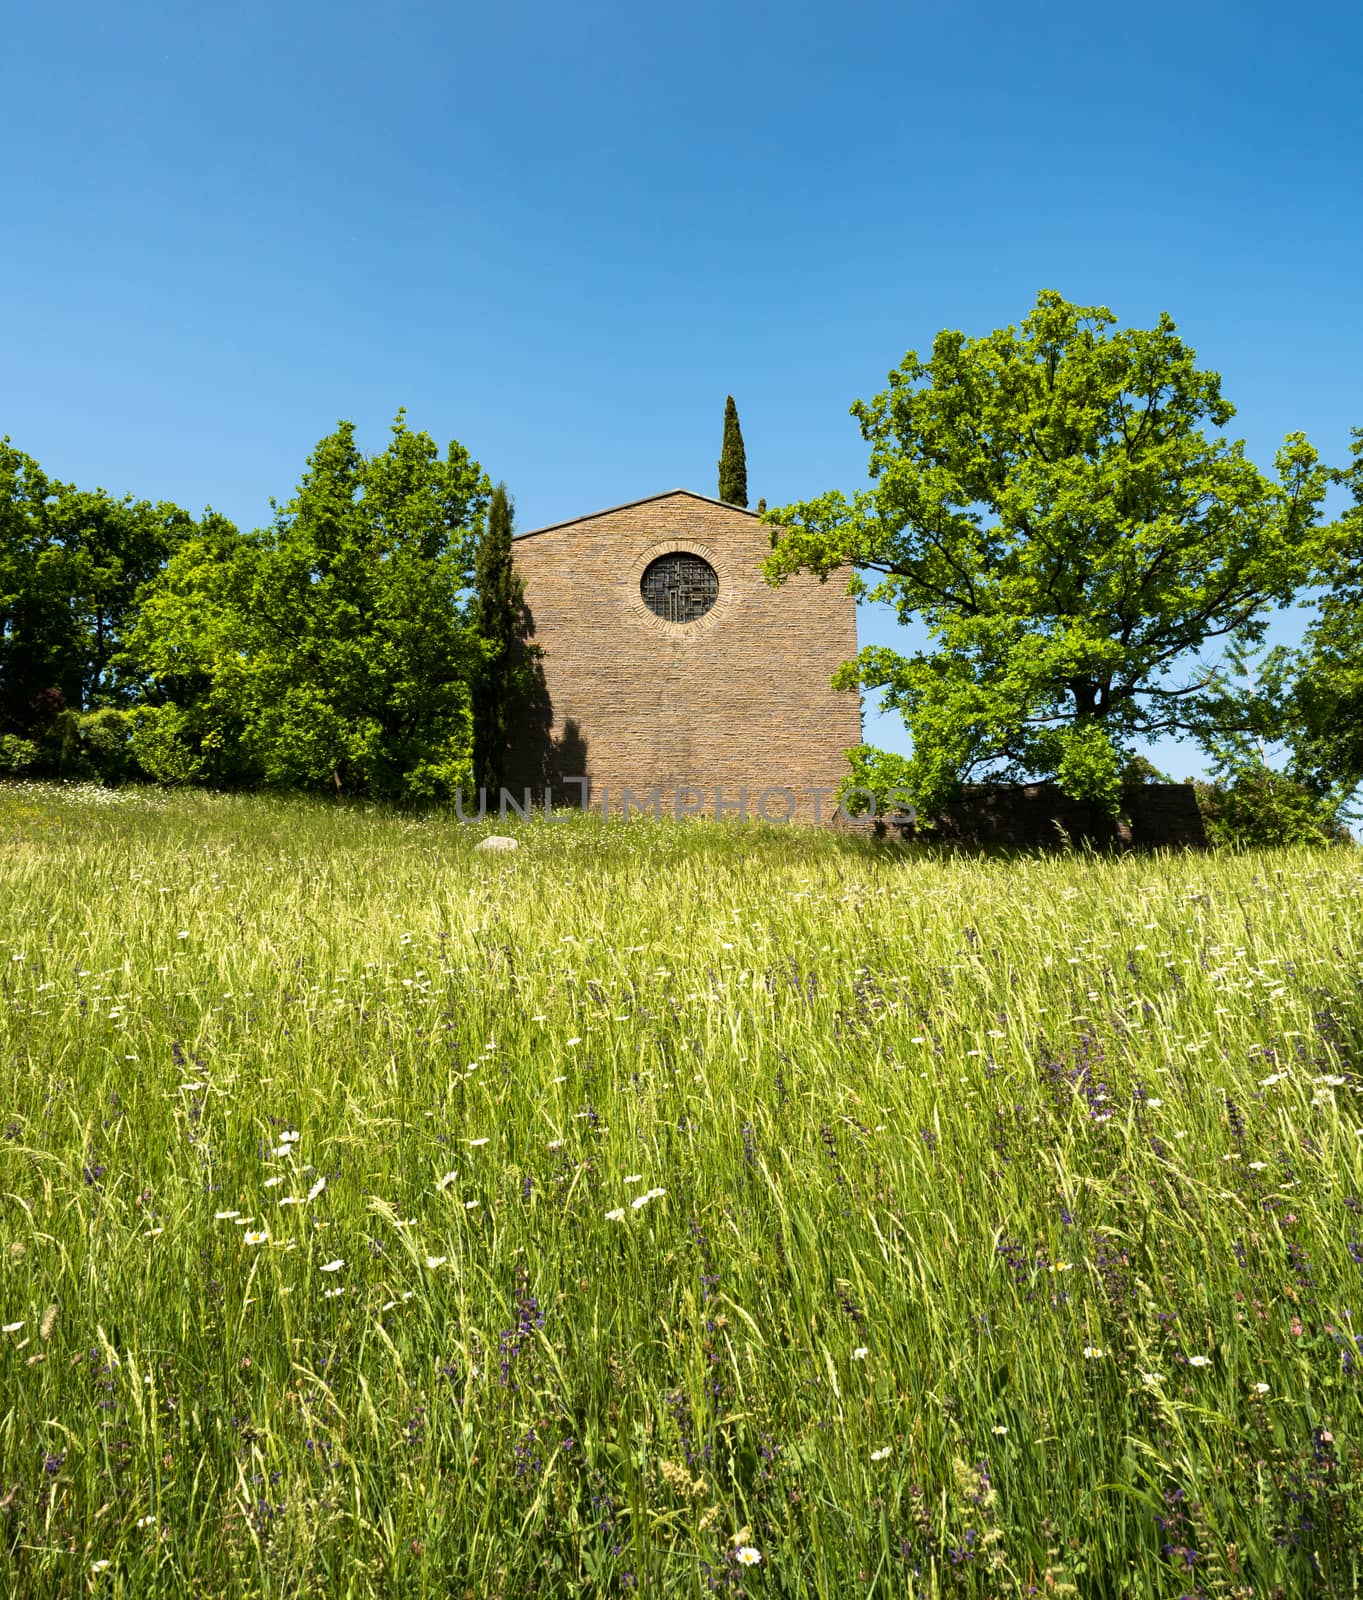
(505, 490, 863, 821)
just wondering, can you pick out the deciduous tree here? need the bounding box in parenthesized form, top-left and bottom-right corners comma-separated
(763, 291, 1333, 815)
(1259, 429, 1363, 799)
(0, 438, 193, 739)
(124, 414, 490, 798)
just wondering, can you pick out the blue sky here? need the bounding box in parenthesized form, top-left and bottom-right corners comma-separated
(4, 0, 1360, 777)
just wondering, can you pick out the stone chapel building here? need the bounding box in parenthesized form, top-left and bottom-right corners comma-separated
(504, 490, 862, 823)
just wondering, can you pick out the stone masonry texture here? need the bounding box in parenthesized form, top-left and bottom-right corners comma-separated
(504, 490, 863, 823)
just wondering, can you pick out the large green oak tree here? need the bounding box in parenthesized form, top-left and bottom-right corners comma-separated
(762, 291, 1335, 815)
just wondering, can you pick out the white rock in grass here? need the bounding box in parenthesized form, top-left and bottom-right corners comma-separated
(475, 835, 519, 854)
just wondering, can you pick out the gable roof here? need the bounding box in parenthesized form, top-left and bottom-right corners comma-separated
(515, 488, 762, 542)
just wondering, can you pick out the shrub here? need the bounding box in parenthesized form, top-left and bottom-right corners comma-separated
(838, 745, 919, 818)
(76, 708, 138, 785)
(128, 704, 207, 785)
(1193, 766, 1353, 847)
(0, 734, 38, 775)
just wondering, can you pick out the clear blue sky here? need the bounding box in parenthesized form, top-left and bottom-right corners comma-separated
(4, 0, 1360, 778)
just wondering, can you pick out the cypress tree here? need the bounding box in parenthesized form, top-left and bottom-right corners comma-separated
(718, 395, 748, 508)
(471, 482, 521, 796)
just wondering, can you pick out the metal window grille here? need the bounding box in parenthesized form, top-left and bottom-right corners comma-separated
(640, 553, 719, 623)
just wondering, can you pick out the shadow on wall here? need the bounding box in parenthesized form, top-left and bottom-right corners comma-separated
(503, 595, 589, 805)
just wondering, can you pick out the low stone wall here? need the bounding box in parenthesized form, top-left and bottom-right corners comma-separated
(856, 782, 1207, 850)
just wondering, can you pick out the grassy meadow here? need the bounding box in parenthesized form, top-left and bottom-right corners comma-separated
(2, 783, 1363, 1597)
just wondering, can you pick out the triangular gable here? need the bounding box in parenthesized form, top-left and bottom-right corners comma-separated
(515, 488, 762, 542)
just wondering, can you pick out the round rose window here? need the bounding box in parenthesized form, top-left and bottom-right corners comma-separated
(640, 552, 719, 623)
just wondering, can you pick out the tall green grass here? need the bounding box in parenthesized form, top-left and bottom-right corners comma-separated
(2, 782, 1362, 1597)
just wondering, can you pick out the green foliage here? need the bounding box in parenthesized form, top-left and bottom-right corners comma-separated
(117, 511, 254, 786)
(0, 437, 195, 741)
(842, 742, 1172, 825)
(837, 743, 918, 815)
(1194, 763, 1353, 847)
(39, 707, 87, 778)
(127, 704, 207, 785)
(10, 707, 142, 785)
(0, 733, 37, 774)
(470, 483, 530, 796)
(1119, 753, 1173, 785)
(765, 291, 1334, 816)
(74, 707, 137, 784)
(26, 706, 202, 788)
(122, 415, 490, 800)
(717, 394, 748, 508)
(1176, 633, 1361, 847)
(1249, 428, 1363, 800)
(1052, 717, 1122, 812)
